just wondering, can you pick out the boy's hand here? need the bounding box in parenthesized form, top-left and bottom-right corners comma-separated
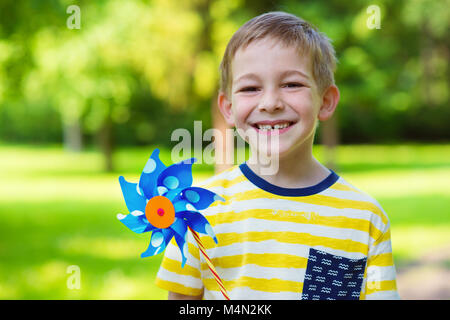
(168, 291, 203, 300)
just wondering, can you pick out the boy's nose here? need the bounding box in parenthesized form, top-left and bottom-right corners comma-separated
(257, 89, 284, 113)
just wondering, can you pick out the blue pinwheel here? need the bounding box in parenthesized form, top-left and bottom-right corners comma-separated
(117, 149, 224, 267)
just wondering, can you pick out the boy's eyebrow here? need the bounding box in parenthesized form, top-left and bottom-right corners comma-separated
(280, 69, 310, 80)
(234, 73, 259, 84)
(234, 70, 310, 84)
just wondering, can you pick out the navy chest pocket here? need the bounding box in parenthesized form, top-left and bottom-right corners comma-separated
(301, 248, 367, 300)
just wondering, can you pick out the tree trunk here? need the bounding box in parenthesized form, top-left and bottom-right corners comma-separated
(320, 116, 339, 171)
(62, 118, 82, 153)
(98, 113, 114, 172)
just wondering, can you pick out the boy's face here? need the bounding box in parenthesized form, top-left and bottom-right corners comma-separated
(219, 37, 338, 160)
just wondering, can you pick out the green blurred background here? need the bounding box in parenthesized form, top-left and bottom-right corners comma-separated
(0, 0, 448, 299)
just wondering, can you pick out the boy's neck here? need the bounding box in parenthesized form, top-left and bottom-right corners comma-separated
(246, 144, 331, 189)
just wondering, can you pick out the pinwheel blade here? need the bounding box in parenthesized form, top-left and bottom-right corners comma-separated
(174, 233, 188, 268)
(170, 217, 189, 267)
(177, 187, 225, 210)
(117, 211, 155, 234)
(139, 149, 167, 199)
(119, 176, 147, 213)
(170, 217, 188, 238)
(179, 210, 218, 244)
(173, 199, 197, 213)
(141, 228, 174, 258)
(157, 158, 197, 194)
(163, 188, 183, 201)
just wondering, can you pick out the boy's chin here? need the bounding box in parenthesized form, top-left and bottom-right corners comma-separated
(250, 143, 289, 160)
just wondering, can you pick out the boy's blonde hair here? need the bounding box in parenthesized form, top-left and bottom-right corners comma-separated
(219, 11, 337, 97)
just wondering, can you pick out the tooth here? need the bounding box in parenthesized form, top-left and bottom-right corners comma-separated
(257, 123, 291, 130)
(273, 123, 289, 129)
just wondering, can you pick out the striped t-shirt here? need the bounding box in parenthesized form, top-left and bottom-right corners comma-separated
(155, 164, 400, 300)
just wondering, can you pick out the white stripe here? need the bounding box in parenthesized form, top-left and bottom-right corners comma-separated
(156, 268, 203, 289)
(164, 240, 200, 268)
(217, 180, 259, 196)
(202, 265, 305, 283)
(200, 240, 367, 261)
(205, 240, 310, 259)
(365, 290, 401, 300)
(209, 218, 371, 245)
(368, 237, 393, 255)
(321, 187, 381, 205)
(336, 177, 366, 194)
(336, 178, 389, 215)
(203, 197, 386, 229)
(203, 180, 256, 200)
(204, 286, 301, 300)
(197, 166, 241, 186)
(366, 265, 398, 282)
(232, 288, 302, 300)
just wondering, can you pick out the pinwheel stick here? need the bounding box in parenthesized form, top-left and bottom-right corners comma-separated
(188, 226, 230, 300)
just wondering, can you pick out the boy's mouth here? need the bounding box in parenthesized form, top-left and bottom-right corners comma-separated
(250, 120, 295, 134)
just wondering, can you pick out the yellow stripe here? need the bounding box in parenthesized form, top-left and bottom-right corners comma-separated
(365, 280, 397, 296)
(222, 189, 388, 225)
(188, 242, 201, 259)
(201, 253, 308, 270)
(210, 208, 382, 241)
(170, 237, 200, 259)
(161, 257, 202, 278)
(204, 276, 303, 293)
(204, 174, 247, 189)
(201, 255, 229, 296)
(373, 227, 391, 247)
(201, 231, 368, 254)
(155, 278, 203, 296)
(367, 253, 394, 267)
(201, 250, 215, 269)
(329, 182, 359, 192)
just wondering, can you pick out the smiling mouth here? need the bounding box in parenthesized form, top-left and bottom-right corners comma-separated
(251, 121, 295, 133)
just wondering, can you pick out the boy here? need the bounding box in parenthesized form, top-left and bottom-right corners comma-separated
(155, 11, 400, 300)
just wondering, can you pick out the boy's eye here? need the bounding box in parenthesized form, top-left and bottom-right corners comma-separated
(238, 83, 304, 92)
(283, 82, 303, 88)
(240, 86, 259, 92)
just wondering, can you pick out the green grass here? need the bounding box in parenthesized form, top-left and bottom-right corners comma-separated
(0, 143, 449, 299)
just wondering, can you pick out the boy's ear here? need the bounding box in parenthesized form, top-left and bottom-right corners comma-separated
(217, 91, 235, 127)
(318, 85, 340, 121)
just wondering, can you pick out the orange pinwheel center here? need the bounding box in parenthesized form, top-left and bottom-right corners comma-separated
(145, 196, 175, 229)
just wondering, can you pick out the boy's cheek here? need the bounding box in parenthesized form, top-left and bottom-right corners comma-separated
(232, 96, 257, 114)
(230, 103, 250, 127)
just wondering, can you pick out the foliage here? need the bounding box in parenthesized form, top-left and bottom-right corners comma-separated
(0, 0, 448, 148)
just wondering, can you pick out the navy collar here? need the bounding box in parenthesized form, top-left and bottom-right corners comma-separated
(239, 162, 339, 197)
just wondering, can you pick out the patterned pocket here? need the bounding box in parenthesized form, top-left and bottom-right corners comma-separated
(301, 248, 367, 300)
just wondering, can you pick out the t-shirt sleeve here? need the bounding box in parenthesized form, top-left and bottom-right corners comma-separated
(155, 230, 204, 297)
(362, 220, 401, 300)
